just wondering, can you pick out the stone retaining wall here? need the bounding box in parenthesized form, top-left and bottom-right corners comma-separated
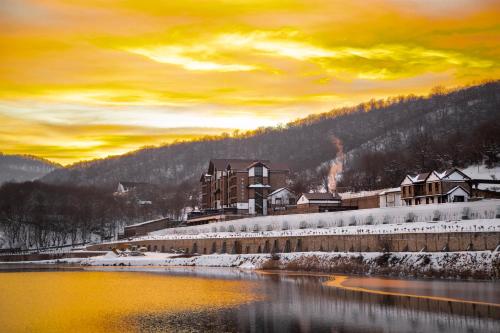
(87, 232, 500, 254)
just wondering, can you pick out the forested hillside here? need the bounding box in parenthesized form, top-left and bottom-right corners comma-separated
(41, 81, 500, 193)
(0, 154, 61, 185)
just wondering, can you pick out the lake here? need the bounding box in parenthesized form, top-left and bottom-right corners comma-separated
(0, 266, 498, 332)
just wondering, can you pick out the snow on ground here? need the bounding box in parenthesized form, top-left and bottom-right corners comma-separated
(117, 219, 500, 243)
(149, 200, 500, 239)
(4, 250, 496, 279)
(0, 257, 86, 265)
(462, 164, 500, 180)
(462, 164, 500, 191)
(339, 189, 385, 199)
(80, 251, 499, 279)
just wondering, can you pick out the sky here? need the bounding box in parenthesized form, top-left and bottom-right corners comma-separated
(0, 0, 499, 165)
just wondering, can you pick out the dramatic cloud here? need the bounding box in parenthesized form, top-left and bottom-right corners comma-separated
(0, 0, 498, 164)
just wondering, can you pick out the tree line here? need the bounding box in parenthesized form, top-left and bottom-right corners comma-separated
(0, 181, 190, 250)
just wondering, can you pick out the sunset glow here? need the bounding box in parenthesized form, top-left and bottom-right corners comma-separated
(1, 0, 499, 164)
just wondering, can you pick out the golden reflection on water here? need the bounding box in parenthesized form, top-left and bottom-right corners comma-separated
(0, 271, 261, 333)
(324, 275, 500, 307)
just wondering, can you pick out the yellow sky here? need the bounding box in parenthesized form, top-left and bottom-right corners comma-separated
(1, 0, 499, 165)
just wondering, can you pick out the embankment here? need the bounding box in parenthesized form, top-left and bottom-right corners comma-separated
(87, 231, 500, 254)
(81, 251, 500, 280)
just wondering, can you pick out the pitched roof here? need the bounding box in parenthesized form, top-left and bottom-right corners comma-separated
(442, 168, 471, 180)
(413, 172, 430, 182)
(301, 192, 341, 200)
(445, 185, 471, 195)
(210, 159, 257, 170)
(208, 158, 288, 172)
(269, 187, 295, 196)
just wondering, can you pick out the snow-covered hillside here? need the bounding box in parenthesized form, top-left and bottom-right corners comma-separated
(462, 164, 500, 180)
(462, 164, 500, 192)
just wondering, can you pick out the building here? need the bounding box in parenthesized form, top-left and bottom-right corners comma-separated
(339, 190, 381, 209)
(115, 181, 151, 194)
(268, 187, 296, 212)
(401, 168, 472, 205)
(379, 187, 403, 208)
(199, 159, 289, 217)
(296, 192, 342, 212)
(114, 181, 157, 205)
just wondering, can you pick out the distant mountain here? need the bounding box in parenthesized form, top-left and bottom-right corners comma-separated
(41, 81, 500, 193)
(0, 154, 61, 184)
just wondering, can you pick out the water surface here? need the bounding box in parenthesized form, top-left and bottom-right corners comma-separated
(0, 267, 498, 333)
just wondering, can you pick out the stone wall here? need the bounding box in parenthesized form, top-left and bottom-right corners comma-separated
(87, 232, 500, 254)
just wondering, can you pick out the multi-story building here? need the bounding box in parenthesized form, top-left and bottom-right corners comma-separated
(200, 159, 289, 215)
(400, 168, 472, 205)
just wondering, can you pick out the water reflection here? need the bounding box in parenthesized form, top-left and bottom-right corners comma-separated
(0, 267, 499, 333)
(129, 268, 500, 333)
(0, 270, 261, 333)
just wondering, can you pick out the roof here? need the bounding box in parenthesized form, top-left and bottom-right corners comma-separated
(208, 158, 289, 173)
(199, 173, 212, 182)
(124, 217, 170, 228)
(210, 159, 263, 171)
(301, 192, 341, 200)
(445, 185, 471, 195)
(339, 189, 384, 199)
(443, 168, 471, 180)
(403, 168, 471, 185)
(378, 187, 401, 195)
(248, 184, 271, 188)
(269, 187, 295, 197)
(413, 172, 430, 183)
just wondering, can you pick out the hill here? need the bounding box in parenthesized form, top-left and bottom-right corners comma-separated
(0, 154, 61, 184)
(41, 81, 500, 193)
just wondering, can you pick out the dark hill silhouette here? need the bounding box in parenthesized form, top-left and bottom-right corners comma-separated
(41, 81, 500, 192)
(0, 154, 61, 185)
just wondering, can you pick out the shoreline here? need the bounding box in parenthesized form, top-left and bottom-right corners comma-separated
(1, 250, 498, 281)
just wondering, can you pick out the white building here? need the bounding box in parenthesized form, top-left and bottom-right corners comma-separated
(379, 187, 403, 208)
(268, 187, 296, 211)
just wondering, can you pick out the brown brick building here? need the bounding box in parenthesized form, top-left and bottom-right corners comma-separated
(200, 159, 289, 215)
(401, 168, 472, 205)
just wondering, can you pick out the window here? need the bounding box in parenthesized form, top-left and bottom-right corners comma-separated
(428, 183, 432, 192)
(254, 166, 263, 176)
